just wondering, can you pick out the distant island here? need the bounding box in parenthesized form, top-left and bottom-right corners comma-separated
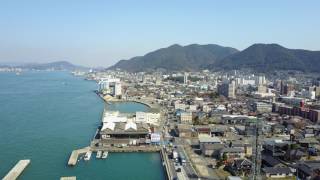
(0, 61, 88, 71)
(108, 43, 320, 73)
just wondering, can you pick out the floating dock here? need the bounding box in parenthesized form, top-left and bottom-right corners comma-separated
(3, 159, 30, 180)
(68, 147, 90, 166)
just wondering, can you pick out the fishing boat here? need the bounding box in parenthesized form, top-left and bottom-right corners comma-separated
(84, 151, 92, 161)
(102, 151, 108, 159)
(96, 150, 102, 159)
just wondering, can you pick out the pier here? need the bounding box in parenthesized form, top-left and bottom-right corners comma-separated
(3, 159, 30, 180)
(60, 176, 76, 180)
(67, 146, 90, 166)
(91, 145, 161, 153)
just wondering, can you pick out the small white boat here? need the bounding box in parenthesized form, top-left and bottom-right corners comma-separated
(102, 151, 108, 159)
(96, 150, 102, 159)
(84, 151, 92, 161)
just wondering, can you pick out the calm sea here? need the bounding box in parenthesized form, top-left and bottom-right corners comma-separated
(0, 71, 165, 180)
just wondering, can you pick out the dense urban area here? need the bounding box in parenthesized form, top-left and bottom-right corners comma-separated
(67, 68, 320, 180)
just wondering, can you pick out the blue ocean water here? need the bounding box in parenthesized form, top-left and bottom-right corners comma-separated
(0, 71, 165, 180)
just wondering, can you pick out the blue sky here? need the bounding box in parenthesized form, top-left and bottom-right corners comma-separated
(0, 0, 319, 67)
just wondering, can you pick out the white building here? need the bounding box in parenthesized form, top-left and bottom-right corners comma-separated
(301, 89, 316, 100)
(256, 75, 266, 85)
(253, 102, 272, 113)
(98, 78, 122, 96)
(184, 73, 188, 84)
(180, 112, 193, 124)
(188, 105, 198, 112)
(174, 102, 187, 111)
(135, 111, 160, 125)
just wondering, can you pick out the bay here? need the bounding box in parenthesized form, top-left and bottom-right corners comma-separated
(0, 71, 165, 180)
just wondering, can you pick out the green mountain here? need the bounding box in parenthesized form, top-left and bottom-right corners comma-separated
(210, 43, 320, 72)
(108, 44, 239, 72)
(109, 43, 320, 73)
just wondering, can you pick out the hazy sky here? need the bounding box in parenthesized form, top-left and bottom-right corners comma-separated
(0, 0, 319, 67)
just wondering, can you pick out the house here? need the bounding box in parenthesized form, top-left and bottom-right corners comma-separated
(232, 158, 252, 176)
(262, 167, 293, 178)
(296, 161, 320, 180)
(231, 142, 253, 157)
(285, 149, 306, 161)
(263, 141, 287, 157)
(219, 148, 245, 159)
(298, 137, 319, 148)
(201, 143, 225, 157)
(262, 155, 284, 167)
(174, 124, 196, 138)
(210, 126, 226, 137)
(194, 126, 211, 136)
(198, 134, 222, 145)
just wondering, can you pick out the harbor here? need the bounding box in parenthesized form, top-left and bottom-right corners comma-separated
(67, 146, 174, 180)
(0, 72, 165, 180)
(65, 85, 174, 179)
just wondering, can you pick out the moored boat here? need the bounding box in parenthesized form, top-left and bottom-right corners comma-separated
(102, 151, 108, 159)
(96, 150, 102, 159)
(84, 151, 92, 161)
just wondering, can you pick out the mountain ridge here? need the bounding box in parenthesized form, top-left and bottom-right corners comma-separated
(210, 43, 320, 72)
(108, 44, 239, 71)
(109, 43, 320, 73)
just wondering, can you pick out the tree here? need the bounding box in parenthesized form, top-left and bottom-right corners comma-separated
(222, 152, 228, 161)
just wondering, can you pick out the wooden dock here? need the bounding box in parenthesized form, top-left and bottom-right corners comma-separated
(68, 147, 90, 166)
(3, 159, 30, 180)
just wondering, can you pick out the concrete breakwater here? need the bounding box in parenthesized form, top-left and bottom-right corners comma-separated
(68, 147, 91, 166)
(3, 160, 30, 180)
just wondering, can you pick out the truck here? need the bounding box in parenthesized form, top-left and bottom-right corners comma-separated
(172, 150, 178, 160)
(178, 151, 186, 165)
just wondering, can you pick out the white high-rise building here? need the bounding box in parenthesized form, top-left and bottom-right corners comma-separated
(114, 82, 122, 96)
(256, 75, 266, 85)
(184, 73, 188, 84)
(98, 78, 122, 96)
